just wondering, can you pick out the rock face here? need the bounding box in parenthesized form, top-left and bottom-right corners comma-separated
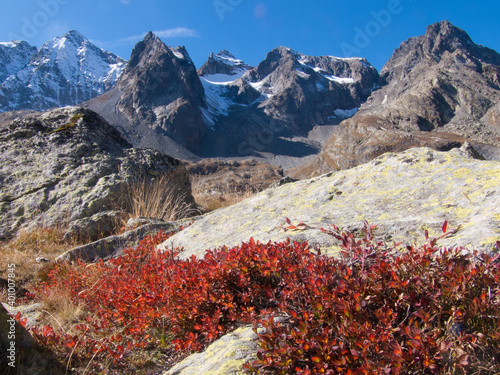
(0, 107, 194, 240)
(197, 50, 253, 78)
(0, 31, 125, 112)
(164, 326, 258, 375)
(294, 21, 500, 178)
(198, 47, 379, 158)
(1, 303, 64, 374)
(84, 32, 206, 155)
(58, 218, 184, 262)
(84, 37, 379, 161)
(0, 40, 37, 83)
(160, 145, 500, 258)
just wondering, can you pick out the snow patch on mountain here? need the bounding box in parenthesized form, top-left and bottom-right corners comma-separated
(198, 50, 254, 127)
(202, 72, 246, 84)
(200, 77, 235, 127)
(248, 78, 275, 99)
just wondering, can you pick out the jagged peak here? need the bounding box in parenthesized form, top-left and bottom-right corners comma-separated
(380, 20, 500, 81)
(64, 30, 87, 40)
(143, 31, 156, 42)
(216, 50, 236, 59)
(425, 20, 472, 42)
(0, 40, 34, 49)
(198, 49, 252, 77)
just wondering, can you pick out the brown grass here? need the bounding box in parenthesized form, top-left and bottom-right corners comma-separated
(0, 226, 83, 304)
(38, 287, 85, 331)
(121, 175, 195, 222)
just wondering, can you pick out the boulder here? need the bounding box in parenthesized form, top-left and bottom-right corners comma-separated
(0, 106, 194, 241)
(0, 303, 64, 374)
(160, 145, 500, 258)
(164, 326, 258, 375)
(58, 218, 185, 262)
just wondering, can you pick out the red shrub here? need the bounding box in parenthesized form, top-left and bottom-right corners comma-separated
(27, 222, 500, 374)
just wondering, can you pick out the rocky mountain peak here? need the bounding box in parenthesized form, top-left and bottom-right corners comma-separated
(299, 21, 500, 178)
(215, 50, 236, 59)
(421, 20, 483, 60)
(62, 29, 87, 44)
(381, 20, 500, 83)
(86, 32, 206, 152)
(197, 50, 253, 78)
(0, 40, 37, 83)
(117, 32, 203, 108)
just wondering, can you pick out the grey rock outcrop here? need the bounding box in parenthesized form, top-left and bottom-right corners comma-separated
(0, 31, 125, 112)
(85, 32, 206, 155)
(58, 218, 184, 262)
(160, 145, 500, 258)
(164, 326, 259, 375)
(0, 107, 194, 240)
(294, 21, 500, 177)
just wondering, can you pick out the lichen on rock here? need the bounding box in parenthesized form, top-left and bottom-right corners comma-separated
(160, 145, 500, 259)
(164, 326, 259, 375)
(0, 106, 194, 241)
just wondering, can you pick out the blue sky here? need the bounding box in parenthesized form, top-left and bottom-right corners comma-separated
(1, 0, 499, 71)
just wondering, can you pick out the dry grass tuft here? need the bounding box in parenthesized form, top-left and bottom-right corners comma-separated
(38, 287, 85, 332)
(121, 175, 195, 222)
(0, 226, 83, 304)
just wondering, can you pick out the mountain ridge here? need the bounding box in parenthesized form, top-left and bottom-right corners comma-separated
(0, 30, 126, 112)
(291, 20, 500, 178)
(1, 21, 499, 171)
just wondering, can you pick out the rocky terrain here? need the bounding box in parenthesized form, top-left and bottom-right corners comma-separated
(0, 106, 194, 241)
(161, 145, 500, 258)
(0, 31, 125, 112)
(292, 21, 500, 178)
(187, 158, 284, 195)
(1, 20, 500, 375)
(82, 32, 379, 161)
(1, 21, 498, 171)
(197, 47, 379, 159)
(197, 50, 253, 78)
(84, 32, 206, 157)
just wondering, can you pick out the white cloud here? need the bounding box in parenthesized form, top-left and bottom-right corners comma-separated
(89, 27, 199, 54)
(116, 28, 199, 44)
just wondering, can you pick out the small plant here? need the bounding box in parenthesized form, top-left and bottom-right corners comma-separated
(121, 174, 195, 221)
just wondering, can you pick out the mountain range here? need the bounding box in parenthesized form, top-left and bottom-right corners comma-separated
(0, 30, 125, 112)
(1, 21, 499, 171)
